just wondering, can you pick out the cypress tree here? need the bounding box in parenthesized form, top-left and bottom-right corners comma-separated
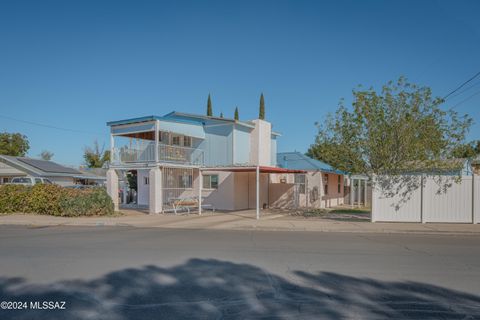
(207, 94, 213, 116)
(234, 106, 239, 120)
(220, 112, 223, 118)
(259, 93, 265, 120)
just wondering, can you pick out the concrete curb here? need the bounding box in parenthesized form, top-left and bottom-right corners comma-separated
(1, 219, 480, 235)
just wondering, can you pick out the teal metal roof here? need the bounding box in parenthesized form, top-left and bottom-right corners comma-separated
(106, 115, 161, 126)
(277, 152, 344, 174)
(106, 111, 282, 135)
(107, 111, 255, 130)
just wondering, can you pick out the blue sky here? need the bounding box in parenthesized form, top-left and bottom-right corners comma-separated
(1, 0, 479, 166)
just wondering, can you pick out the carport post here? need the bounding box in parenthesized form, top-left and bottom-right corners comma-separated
(364, 179, 368, 206)
(198, 170, 202, 215)
(256, 166, 260, 220)
(350, 178, 354, 207)
(357, 178, 361, 207)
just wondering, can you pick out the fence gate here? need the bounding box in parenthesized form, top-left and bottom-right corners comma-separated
(162, 167, 194, 210)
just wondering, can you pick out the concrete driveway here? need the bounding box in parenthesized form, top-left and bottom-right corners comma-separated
(0, 226, 479, 319)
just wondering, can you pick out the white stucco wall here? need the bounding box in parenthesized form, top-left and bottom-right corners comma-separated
(249, 119, 272, 166)
(202, 171, 236, 210)
(201, 171, 269, 211)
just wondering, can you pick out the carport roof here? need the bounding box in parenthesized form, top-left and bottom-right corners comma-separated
(201, 165, 306, 173)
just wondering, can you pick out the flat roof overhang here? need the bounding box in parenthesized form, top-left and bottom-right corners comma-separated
(200, 166, 306, 174)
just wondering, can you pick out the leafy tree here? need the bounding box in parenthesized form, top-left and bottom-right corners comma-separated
(259, 93, 265, 120)
(0, 132, 29, 156)
(39, 150, 54, 160)
(126, 171, 137, 191)
(307, 77, 472, 177)
(451, 140, 480, 159)
(83, 140, 110, 168)
(207, 94, 213, 116)
(220, 112, 224, 118)
(234, 107, 239, 120)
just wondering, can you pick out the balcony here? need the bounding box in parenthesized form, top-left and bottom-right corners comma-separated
(112, 143, 204, 166)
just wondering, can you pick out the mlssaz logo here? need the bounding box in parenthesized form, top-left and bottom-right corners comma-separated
(30, 301, 66, 310)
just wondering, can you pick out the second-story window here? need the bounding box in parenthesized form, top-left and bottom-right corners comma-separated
(172, 136, 181, 146)
(203, 174, 219, 189)
(183, 136, 192, 147)
(160, 131, 169, 143)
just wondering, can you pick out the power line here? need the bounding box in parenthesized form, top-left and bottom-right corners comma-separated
(450, 88, 480, 110)
(0, 114, 104, 135)
(443, 70, 480, 100)
(447, 78, 480, 101)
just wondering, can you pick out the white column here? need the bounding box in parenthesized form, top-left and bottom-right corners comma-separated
(256, 166, 260, 220)
(154, 120, 159, 162)
(198, 170, 203, 215)
(149, 167, 163, 214)
(106, 168, 119, 211)
(110, 134, 115, 163)
(121, 171, 128, 204)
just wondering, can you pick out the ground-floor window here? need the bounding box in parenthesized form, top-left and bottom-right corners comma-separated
(337, 175, 341, 193)
(203, 174, 218, 189)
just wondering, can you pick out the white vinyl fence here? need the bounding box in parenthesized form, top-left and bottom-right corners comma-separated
(372, 175, 479, 223)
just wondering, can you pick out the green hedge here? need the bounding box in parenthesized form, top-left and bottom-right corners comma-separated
(0, 184, 114, 216)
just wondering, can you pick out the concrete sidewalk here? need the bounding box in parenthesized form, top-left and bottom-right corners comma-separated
(0, 210, 479, 235)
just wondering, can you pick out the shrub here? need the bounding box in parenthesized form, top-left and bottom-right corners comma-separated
(0, 184, 29, 213)
(0, 184, 114, 216)
(59, 187, 114, 216)
(25, 184, 63, 215)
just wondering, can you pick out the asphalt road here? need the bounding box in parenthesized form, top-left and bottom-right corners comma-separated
(0, 225, 479, 319)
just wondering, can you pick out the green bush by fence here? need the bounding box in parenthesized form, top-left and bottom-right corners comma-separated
(0, 184, 114, 216)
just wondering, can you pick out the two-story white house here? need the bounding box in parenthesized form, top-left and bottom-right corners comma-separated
(106, 111, 304, 217)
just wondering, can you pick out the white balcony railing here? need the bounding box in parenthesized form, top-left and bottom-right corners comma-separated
(112, 143, 204, 166)
(158, 144, 204, 165)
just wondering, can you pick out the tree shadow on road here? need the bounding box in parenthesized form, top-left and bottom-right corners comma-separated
(0, 259, 479, 319)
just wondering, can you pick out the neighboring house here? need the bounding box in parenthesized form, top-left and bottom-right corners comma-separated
(472, 155, 480, 175)
(0, 155, 105, 186)
(106, 111, 304, 215)
(275, 152, 345, 208)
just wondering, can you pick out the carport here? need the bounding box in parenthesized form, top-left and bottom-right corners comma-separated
(200, 166, 306, 219)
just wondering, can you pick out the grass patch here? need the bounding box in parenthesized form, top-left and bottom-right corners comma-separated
(330, 208, 371, 214)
